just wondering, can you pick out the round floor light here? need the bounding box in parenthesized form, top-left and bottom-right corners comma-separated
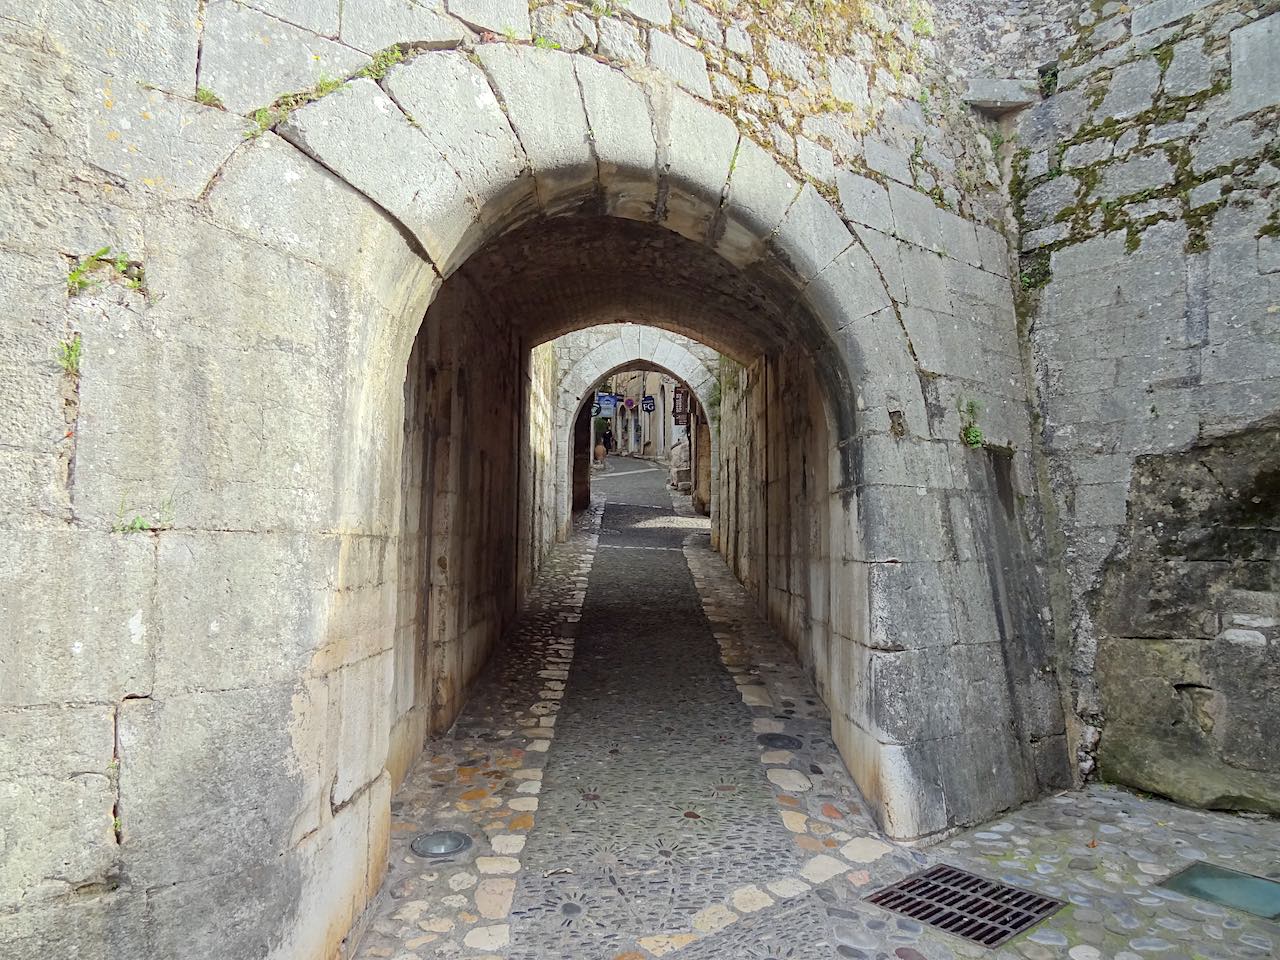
(410, 830, 472, 859)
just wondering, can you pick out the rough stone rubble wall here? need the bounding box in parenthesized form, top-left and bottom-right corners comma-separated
(1009, 0, 1280, 802)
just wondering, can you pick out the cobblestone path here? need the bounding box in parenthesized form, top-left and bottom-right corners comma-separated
(354, 462, 1280, 960)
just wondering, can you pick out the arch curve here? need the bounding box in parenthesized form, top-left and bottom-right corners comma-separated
(268, 45, 905, 486)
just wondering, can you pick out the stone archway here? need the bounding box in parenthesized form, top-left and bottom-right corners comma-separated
(551, 324, 722, 539)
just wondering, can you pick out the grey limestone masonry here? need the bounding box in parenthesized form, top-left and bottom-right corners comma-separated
(0, 0, 1276, 956)
(1007, 0, 1280, 810)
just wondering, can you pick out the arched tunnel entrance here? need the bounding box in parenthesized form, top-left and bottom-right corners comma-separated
(379, 213, 850, 955)
(391, 214, 844, 757)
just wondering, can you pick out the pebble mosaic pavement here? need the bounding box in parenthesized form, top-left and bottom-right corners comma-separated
(354, 463, 1280, 960)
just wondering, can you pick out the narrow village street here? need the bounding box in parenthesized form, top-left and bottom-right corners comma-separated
(354, 464, 1279, 960)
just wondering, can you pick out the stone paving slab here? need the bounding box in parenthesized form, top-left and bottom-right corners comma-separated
(354, 463, 1280, 960)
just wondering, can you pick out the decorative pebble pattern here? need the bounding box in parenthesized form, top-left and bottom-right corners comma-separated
(354, 464, 1280, 959)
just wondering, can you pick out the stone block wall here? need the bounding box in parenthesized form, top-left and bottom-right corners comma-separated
(520, 339, 560, 600)
(0, 0, 1095, 951)
(1009, 0, 1280, 804)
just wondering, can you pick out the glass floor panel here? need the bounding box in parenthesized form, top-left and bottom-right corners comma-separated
(1160, 862, 1280, 920)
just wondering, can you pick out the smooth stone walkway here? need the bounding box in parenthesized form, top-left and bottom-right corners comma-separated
(353, 462, 1280, 960)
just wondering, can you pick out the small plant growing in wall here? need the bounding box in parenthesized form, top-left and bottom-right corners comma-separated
(66, 247, 145, 295)
(195, 87, 224, 108)
(959, 399, 983, 449)
(1018, 251, 1051, 291)
(910, 2, 934, 38)
(55, 332, 83, 378)
(1037, 63, 1059, 98)
(358, 46, 405, 81)
(66, 247, 109, 294)
(111, 490, 177, 534)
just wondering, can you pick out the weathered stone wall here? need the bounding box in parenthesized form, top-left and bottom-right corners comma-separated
(397, 280, 527, 755)
(1, 0, 1081, 952)
(521, 339, 560, 599)
(1010, 0, 1280, 802)
(935, 0, 1077, 77)
(1095, 417, 1280, 812)
(716, 347, 1071, 836)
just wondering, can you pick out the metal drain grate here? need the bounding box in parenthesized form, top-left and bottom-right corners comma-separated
(865, 864, 1063, 947)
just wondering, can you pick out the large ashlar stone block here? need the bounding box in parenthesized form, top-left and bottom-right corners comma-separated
(1163, 37, 1214, 97)
(382, 52, 532, 225)
(864, 138, 912, 184)
(0, 705, 117, 908)
(802, 242, 893, 334)
(649, 30, 713, 98)
(717, 136, 800, 267)
(143, 845, 309, 959)
(574, 57, 658, 221)
(70, 238, 355, 532)
(199, 2, 369, 114)
(839, 308, 930, 438)
(150, 532, 344, 694)
(0, 885, 149, 958)
(207, 134, 427, 289)
(866, 561, 955, 652)
(476, 46, 594, 213)
(273, 772, 390, 959)
(897, 242, 952, 313)
(1094, 57, 1161, 121)
(1132, 0, 1215, 34)
(1, 531, 154, 705)
(827, 55, 870, 112)
(38, 0, 198, 92)
(871, 646, 966, 742)
(856, 434, 954, 489)
(1097, 150, 1175, 201)
(248, 0, 340, 35)
(1230, 12, 1280, 116)
(835, 171, 892, 231)
(341, 0, 467, 54)
(117, 686, 306, 888)
(278, 78, 479, 271)
(657, 89, 739, 243)
(771, 184, 852, 282)
(86, 80, 250, 200)
(852, 225, 907, 302)
(619, 0, 672, 25)
(1021, 174, 1078, 229)
(446, 0, 531, 38)
(332, 652, 394, 806)
(887, 182, 978, 264)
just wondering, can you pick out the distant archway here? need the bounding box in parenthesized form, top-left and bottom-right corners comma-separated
(553, 327, 721, 537)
